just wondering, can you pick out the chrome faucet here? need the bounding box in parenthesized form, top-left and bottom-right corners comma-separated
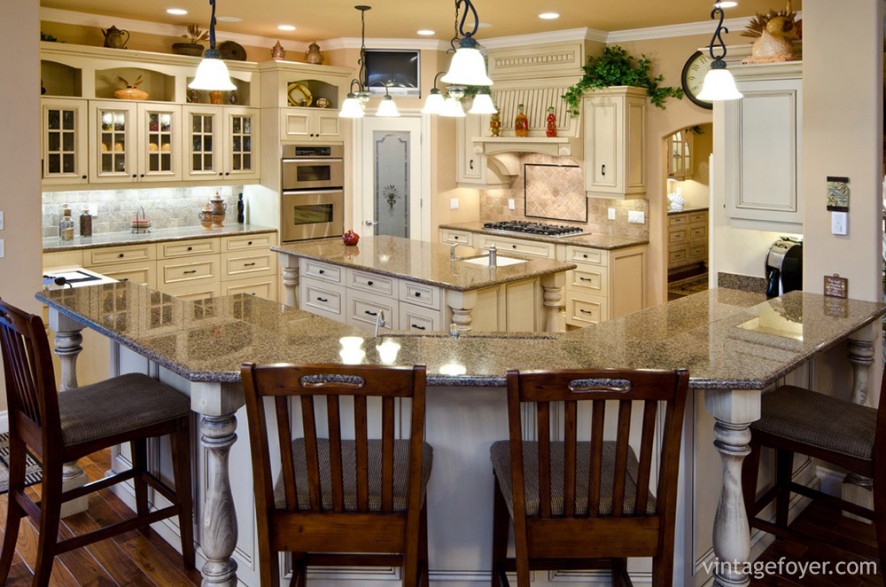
(374, 310, 386, 337)
(488, 244, 497, 267)
(450, 243, 464, 260)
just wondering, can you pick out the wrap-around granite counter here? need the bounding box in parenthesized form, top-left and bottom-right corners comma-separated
(36, 284, 886, 587)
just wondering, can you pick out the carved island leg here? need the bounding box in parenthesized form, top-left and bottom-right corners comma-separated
(844, 324, 876, 510)
(199, 414, 239, 586)
(446, 290, 478, 333)
(278, 253, 299, 308)
(48, 310, 89, 517)
(704, 388, 761, 587)
(540, 272, 566, 333)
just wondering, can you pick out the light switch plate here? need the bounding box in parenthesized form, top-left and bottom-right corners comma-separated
(449, 198, 459, 210)
(508, 198, 516, 210)
(607, 207, 616, 220)
(831, 211, 848, 235)
(0, 210, 4, 230)
(0, 239, 4, 258)
(628, 210, 645, 224)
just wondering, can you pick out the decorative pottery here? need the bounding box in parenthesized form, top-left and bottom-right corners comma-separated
(209, 194, 227, 227)
(305, 42, 323, 64)
(101, 26, 130, 49)
(315, 97, 330, 108)
(114, 86, 148, 100)
(271, 41, 286, 60)
(218, 41, 247, 61)
(342, 229, 360, 246)
(209, 90, 224, 104)
(198, 210, 214, 229)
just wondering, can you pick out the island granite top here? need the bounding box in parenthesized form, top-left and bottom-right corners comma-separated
(44, 224, 277, 253)
(37, 284, 886, 390)
(272, 235, 577, 291)
(438, 222, 649, 250)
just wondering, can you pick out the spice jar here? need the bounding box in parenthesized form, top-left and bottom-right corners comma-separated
(79, 210, 93, 237)
(59, 206, 74, 241)
(514, 103, 528, 137)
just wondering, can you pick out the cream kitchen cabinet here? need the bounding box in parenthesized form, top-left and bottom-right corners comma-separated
(41, 98, 89, 186)
(455, 114, 508, 188)
(83, 242, 158, 289)
(563, 243, 647, 327)
(667, 128, 693, 181)
(472, 233, 557, 259)
(89, 101, 182, 184)
(668, 210, 708, 271)
(720, 62, 802, 229)
(439, 228, 473, 246)
(183, 105, 260, 182)
(280, 108, 342, 141)
(582, 86, 647, 199)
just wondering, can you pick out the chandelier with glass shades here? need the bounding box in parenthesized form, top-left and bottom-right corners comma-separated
(339, 5, 400, 119)
(188, 0, 237, 91)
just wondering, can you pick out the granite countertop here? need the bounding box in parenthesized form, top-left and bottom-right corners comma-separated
(667, 207, 709, 215)
(43, 224, 277, 253)
(272, 235, 577, 291)
(37, 285, 886, 390)
(438, 222, 649, 250)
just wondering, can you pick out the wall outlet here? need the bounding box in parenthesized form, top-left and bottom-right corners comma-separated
(607, 207, 616, 220)
(508, 198, 516, 210)
(0, 210, 4, 230)
(449, 198, 459, 210)
(628, 210, 646, 224)
(0, 239, 4, 258)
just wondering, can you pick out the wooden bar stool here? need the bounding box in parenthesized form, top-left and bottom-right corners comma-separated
(241, 362, 432, 586)
(741, 370, 886, 570)
(0, 298, 195, 587)
(490, 368, 689, 587)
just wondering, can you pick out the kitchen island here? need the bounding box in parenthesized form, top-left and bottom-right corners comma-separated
(272, 235, 577, 333)
(36, 285, 886, 587)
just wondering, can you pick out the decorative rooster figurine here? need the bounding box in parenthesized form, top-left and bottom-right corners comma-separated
(742, 0, 801, 63)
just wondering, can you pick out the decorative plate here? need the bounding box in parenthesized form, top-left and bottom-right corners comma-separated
(287, 82, 313, 107)
(218, 40, 247, 61)
(315, 97, 330, 108)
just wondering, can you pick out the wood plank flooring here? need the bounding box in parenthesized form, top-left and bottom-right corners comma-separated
(0, 449, 201, 586)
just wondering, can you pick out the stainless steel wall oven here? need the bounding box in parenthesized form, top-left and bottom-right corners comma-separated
(281, 144, 344, 242)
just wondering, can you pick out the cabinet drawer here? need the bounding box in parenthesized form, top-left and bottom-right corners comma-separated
(474, 234, 556, 259)
(44, 250, 84, 269)
(688, 211, 708, 224)
(668, 228, 688, 244)
(87, 244, 156, 266)
(346, 291, 398, 331)
(689, 226, 707, 241)
(668, 214, 688, 227)
(160, 238, 219, 258)
(566, 294, 607, 327)
(399, 302, 442, 333)
(690, 244, 708, 261)
(668, 246, 689, 267)
(222, 232, 276, 252)
(300, 258, 342, 284)
(161, 281, 221, 302)
(159, 254, 220, 285)
(300, 278, 344, 319)
(95, 262, 156, 288)
(347, 269, 397, 297)
(222, 251, 275, 278)
(564, 245, 605, 266)
(440, 229, 472, 245)
(222, 277, 276, 300)
(398, 281, 441, 310)
(568, 266, 607, 294)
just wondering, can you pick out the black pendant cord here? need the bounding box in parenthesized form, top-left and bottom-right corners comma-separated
(457, 0, 479, 41)
(707, 4, 728, 63)
(207, 0, 218, 55)
(356, 5, 371, 91)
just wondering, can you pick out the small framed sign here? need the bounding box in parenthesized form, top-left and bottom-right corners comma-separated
(823, 274, 848, 299)
(826, 176, 849, 212)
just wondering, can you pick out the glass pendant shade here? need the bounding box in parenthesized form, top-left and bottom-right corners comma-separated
(469, 92, 497, 115)
(422, 89, 446, 114)
(442, 43, 492, 86)
(339, 94, 365, 118)
(376, 95, 400, 117)
(189, 52, 237, 91)
(440, 96, 466, 118)
(697, 65, 743, 101)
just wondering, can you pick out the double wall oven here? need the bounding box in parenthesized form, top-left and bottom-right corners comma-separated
(281, 144, 344, 242)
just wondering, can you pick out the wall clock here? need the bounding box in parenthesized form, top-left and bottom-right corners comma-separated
(681, 50, 714, 110)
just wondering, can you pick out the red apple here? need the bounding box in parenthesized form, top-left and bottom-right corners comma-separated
(342, 230, 360, 246)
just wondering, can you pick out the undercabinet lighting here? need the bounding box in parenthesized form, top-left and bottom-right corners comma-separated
(278, 24, 296, 31)
(538, 12, 559, 19)
(417, 29, 435, 36)
(166, 8, 188, 15)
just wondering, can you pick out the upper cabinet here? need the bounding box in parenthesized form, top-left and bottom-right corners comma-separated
(720, 62, 802, 229)
(583, 86, 647, 199)
(41, 98, 89, 186)
(183, 105, 260, 182)
(667, 129, 693, 181)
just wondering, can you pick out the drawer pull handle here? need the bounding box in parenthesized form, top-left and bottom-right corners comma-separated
(601, 164, 606, 176)
(244, 262, 256, 267)
(318, 269, 325, 274)
(580, 309, 593, 314)
(411, 324, 426, 330)
(364, 310, 378, 317)
(183, 269, 197, 274)
(367, 280, 374, 286)
(579, 277, 593, 282)
(317, 297, 328, 303)
(414, 292, 421, 297)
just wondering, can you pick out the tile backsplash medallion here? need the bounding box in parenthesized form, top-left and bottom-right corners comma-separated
(479, 154, 649, 240)
(42, 186, 242, 238)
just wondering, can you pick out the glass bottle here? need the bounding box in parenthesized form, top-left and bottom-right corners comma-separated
(59, 205, 74, 241)
(514, 103, 528, 137)
(546, 106, 557, 137)
(79, 209, 93, 237)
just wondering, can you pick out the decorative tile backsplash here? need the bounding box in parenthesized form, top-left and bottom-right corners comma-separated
(524, 163, 586, 222)
(479, 154, 649, 239)
(42, 186, 241, 238)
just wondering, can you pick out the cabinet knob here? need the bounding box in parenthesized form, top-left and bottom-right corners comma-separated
(318, 269, 325, 274)
(140, 173, 145, 178)
(81, 175, 87, 180)
(582, 254, 588, 258)
(187, 246, 193, 251)
(247, 241, 253, 245)
(469, 160, 474, 170)
(511, 244, 517, 249)
(118, 253, 125, 258)
(414, 292, 421, 297)
(367, 280, 374, 286)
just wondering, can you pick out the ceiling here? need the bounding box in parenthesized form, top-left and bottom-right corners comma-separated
(42, 0, 802, 44)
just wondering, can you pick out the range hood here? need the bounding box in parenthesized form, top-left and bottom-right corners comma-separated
(473, 136, 582, 179)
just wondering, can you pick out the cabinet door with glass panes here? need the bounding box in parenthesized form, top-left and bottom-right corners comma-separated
(138, 103, 181, 182)
(183, 105, 260, 182)
(41, 98, 88, 186)
(89, 100, 137, 183)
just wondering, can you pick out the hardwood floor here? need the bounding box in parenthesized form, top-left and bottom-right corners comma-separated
(0, 449, 201, 586)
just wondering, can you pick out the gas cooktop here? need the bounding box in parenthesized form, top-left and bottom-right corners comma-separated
(482, 221, 587, 237)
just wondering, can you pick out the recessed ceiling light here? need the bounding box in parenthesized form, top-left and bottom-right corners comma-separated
(216, 15, 242, 23)
(477, 22, 492, 29)
(715, 1, 738, 7)
(538, 12, 560, 20)
(278, 24, 296, 31)
(417, 29, 435, 36)
(166, 8, 188, 16)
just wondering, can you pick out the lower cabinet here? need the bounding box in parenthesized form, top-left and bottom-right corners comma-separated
(668, 210, 708, 272)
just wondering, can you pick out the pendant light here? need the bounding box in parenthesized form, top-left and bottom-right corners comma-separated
(376, 85, 400, 117)
(338, 6, 397, 119)
(441, 0, 493, 87)
(439, 87, 466, 118)
(421, 72, 447, 115)
(468, 89, 497, 115)
(696, 1, 743, 102)
(188, 0, 237, 91)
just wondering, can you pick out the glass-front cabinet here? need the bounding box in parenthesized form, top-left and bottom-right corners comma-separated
(41, 98, 88, 186)
(183, 106, 260, 182)
(667, 129, 693, 181)
(140, 105, 180, 181)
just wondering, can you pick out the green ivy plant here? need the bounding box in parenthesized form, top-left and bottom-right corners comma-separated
(562, 46, 683, 115)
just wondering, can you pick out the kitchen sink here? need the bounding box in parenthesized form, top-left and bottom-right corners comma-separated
(460, 255, 528, 267)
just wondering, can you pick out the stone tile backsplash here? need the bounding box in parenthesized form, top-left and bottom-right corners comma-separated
(479, 153, 649, 240)
(42, 186, 241, 238)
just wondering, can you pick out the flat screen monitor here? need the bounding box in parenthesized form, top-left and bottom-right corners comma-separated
(365, 50, 420, 96)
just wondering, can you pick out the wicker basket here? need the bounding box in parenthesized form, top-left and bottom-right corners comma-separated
(172, 43, 205, 57)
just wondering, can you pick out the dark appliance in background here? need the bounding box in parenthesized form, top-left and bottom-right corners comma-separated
(280, 144, 344, 242)
(765, 237, 803, 298)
